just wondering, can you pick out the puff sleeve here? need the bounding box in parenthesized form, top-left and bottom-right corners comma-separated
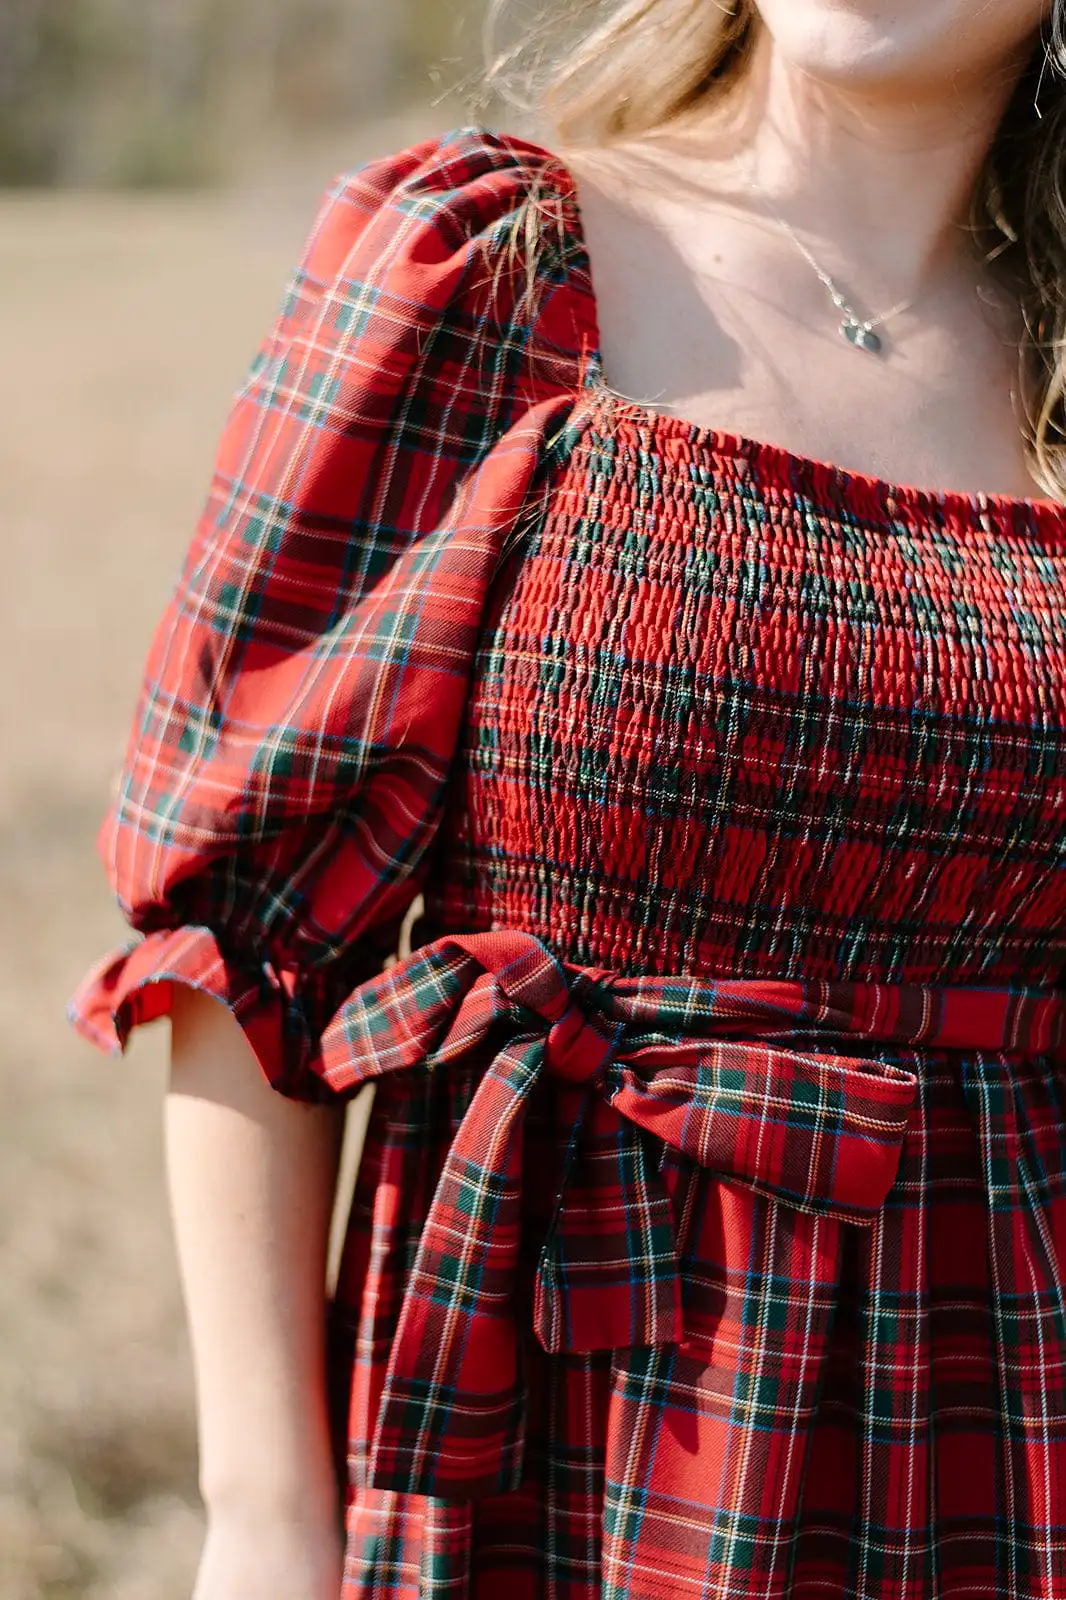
(67, 127, 596, 1100)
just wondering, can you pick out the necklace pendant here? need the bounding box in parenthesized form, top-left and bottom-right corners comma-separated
(841, 319, 883, 355)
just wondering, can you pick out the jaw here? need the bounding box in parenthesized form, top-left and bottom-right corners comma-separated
(750, 0, 1048, 105)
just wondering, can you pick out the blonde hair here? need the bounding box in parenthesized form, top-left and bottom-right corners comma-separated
(486, 0, 1066, 503)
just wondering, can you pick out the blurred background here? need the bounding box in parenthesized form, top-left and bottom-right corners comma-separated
(0, 4, 521, 1594)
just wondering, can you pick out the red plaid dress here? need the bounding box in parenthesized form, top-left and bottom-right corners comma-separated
(70, 127, 1066, 1598)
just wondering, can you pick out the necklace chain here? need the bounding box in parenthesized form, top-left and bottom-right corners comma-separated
(741, 158, 916, 355)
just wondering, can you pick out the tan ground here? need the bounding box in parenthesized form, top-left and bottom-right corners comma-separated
(0, 112, 447, 1599)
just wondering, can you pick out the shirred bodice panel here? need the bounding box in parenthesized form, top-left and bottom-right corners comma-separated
(429, 411, 1066, 987)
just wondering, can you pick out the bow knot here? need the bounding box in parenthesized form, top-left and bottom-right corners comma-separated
(483, 935, 620, 1088)
(544, 999, 619, 1087)
(320, 929, 992, 1503)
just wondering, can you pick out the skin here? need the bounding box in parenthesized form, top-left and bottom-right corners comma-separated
(168, 987, 346, 1600)
(566, 0, 1056, 497)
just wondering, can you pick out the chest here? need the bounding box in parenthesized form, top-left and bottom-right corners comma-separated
(439, 418, 1066, 986)
(572, 169, 1039, 501)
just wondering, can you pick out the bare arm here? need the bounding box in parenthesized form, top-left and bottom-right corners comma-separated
(166, 986, 347, 1594)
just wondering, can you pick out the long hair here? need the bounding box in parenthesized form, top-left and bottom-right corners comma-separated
(486, 0, 1066, 502)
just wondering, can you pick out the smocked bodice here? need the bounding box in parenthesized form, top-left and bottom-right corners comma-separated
(428, 409, 1066, 988)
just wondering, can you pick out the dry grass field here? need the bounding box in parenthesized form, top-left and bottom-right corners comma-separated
(0, 111, 448, 1599)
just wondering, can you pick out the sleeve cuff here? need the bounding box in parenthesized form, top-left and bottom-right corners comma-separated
(66, 926, 335, 1102)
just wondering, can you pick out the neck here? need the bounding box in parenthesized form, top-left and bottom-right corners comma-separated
(695, 24, 1037, 300)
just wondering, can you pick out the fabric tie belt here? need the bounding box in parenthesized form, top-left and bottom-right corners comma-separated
(313, 929, 1066, 1502)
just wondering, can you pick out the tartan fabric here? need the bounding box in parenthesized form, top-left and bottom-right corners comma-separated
(68, 125, 1066, 1597)
(323, 926, 1066, 1506)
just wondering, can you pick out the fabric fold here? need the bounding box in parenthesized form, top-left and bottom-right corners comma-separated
(68, 923, 286, 1072)
(66, 921, 392, 1100)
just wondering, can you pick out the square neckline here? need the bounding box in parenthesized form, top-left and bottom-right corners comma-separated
(496, 126, 1066, 533)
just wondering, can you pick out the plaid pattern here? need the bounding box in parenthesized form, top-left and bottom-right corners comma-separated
(323, 927, 1066, 1506)
(68, 125, 1066, 1597)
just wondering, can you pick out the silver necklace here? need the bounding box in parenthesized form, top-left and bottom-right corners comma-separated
(743, 164, 915, 356)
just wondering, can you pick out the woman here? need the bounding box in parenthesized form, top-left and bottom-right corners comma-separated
(70, 1, 1066, 1596)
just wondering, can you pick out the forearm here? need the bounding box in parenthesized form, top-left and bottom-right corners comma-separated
(166, 986, 347, 1522)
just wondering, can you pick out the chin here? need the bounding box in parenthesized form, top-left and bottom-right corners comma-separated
(754, 0, 1047, 95)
